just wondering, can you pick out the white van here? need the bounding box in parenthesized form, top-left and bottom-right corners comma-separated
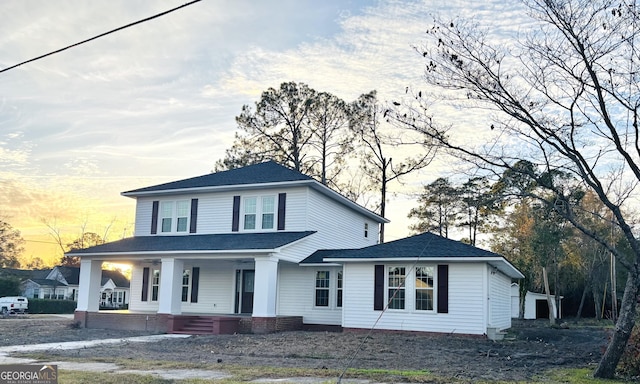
(0, 296, 29, 316)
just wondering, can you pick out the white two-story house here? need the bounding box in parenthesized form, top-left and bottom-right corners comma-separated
(68, 161, 522, 337)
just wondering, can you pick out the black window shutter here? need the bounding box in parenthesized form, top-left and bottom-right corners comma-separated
(150, 201, 159, 234)
(189, 198, 198, 233)
(232, 196, 240, 232)
(141, 267, 150, 302)
(437, 264, 449, 314)
(277, 193, 286, 230)
(190, 267, 200, 303)
(374, 264, 384, 310)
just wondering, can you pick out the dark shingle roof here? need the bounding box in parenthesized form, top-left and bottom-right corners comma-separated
(55, 266, 81, 285)
(67, 231, 316, 255)
(27, 278, 67, 287)
(101, 270, 130, 288)
(301, 232, 524, 279)
(301, 232, 502, 263)
(123, 161, 312, 195)
(0, 268, 50, 280)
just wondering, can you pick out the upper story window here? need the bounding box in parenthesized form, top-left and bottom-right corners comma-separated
(364, 223, 369, 238)
(160, 200, 189, 233)
(243, 195, 276, 230)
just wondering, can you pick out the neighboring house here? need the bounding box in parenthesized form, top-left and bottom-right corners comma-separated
(67, 161, 522, 337)
(14, 267, 130, 309)
(510, 283, 563, 320)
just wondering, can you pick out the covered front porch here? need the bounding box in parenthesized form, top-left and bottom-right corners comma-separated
(75, 252, 293, 334)
(73, 310, 303, 334)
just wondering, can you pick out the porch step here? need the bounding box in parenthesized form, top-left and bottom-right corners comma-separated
(175, 317, 215, 334)
(170, 316, 241, 335)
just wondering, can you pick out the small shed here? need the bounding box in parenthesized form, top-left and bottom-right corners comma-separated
(511, 283, 562, 319)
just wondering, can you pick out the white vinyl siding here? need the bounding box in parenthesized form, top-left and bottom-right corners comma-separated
(306, 189, 378, 249)
(489, 267, 512, 330)
(180, 262, 235, 313)
(277, 263, 342, 325)
(129, 264, 159, 312)
(132, 186, 379, 243)
(342, 263, 488, 335)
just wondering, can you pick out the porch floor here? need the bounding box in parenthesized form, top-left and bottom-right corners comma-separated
(75, 310, 303, 334)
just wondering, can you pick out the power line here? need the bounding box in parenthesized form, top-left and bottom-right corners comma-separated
(0, 0, 202, 74)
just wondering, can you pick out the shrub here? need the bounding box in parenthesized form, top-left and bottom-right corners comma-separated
(0, 277, 21, 296)
(27, 299, 76, 314)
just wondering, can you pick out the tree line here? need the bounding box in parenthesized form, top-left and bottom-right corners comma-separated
(409, 165, 626, 324)
(214, 82, 436, 242)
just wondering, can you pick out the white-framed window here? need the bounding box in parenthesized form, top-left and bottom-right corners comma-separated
(415, 266, 434, 311)
(337, 270, 343, 308)
(151, 269, 160, 301)
(160, 200, 189, 233)
(181, 269, 190, 302)
(364, 223, 369, 238)
(312, 269, 344, 309)
(243, 195, 276, 230)
(315, 271, 330, 307)
(387, 266, 406, 310)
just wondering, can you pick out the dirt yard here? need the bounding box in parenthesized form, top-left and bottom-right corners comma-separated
(0, 315, 611, 382)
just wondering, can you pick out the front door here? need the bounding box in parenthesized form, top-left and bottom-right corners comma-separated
(236, 270, 255, 314)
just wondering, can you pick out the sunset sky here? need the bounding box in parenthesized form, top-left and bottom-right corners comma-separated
(0, 0, 528, 265)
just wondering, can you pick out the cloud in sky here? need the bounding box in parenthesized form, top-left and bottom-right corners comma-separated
(1, 0, 533, 260)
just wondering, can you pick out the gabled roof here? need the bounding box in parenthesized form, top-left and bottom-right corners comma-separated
(25, 278, 68, 287)
(67, 231, 316, 257)
(101, 270, 130, 288)
(0, 268, 50, 280)
(303, 232, 524, 279)
(122, 161, 312, 195)
(121, 161, 388, 224)
(52, 266, 81, 285)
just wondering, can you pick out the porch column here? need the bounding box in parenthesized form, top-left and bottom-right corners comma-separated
(76, 259, 102, 312)
(158, 258, 184, 315)
(252, 256, 278, 333)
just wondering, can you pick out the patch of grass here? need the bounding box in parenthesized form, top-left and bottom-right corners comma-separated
(343, 368, 436, 383)
(58, 370, 173, 384)
(544, 368, 635, 383)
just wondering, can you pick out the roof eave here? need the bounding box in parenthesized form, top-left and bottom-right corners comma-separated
(121, 180, 316, 198)
(66, 248, 277, 258)
(324, 256, 524, 279)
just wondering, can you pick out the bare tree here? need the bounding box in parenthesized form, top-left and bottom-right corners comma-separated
(0, 219, 24, 268)
(215, 81, 317, 173)
(350, 91, 437, 242)
(307, 91, 353, 189)
(389, 0, 640, 377)
(43, 217, 115, 267)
